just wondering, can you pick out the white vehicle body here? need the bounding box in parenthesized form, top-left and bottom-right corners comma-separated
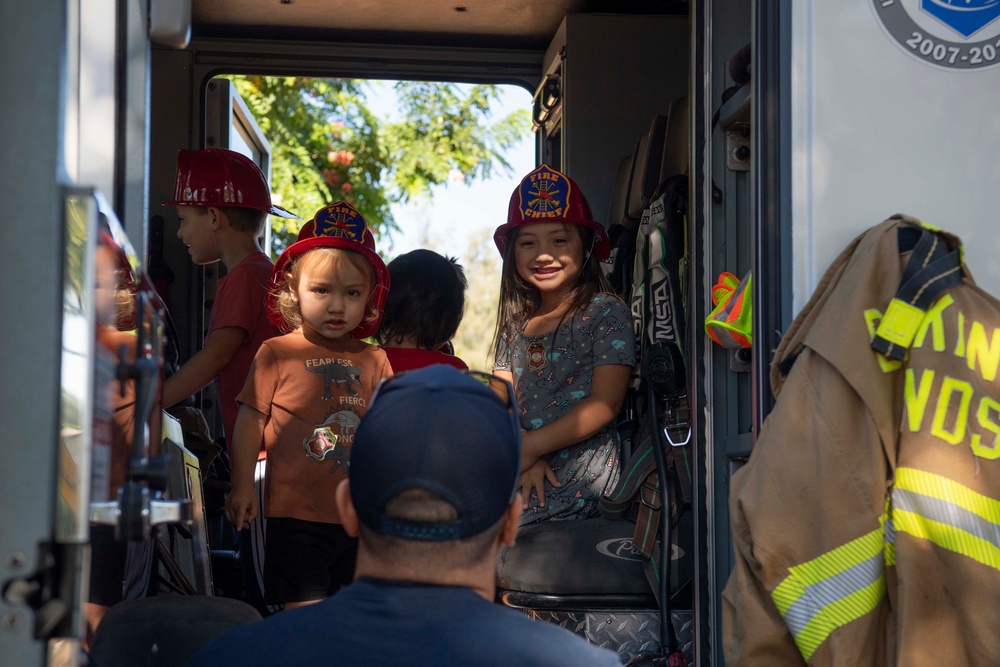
(1, 1, 997, 665)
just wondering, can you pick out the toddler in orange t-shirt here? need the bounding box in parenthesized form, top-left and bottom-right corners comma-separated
(226, 201, 392, 609)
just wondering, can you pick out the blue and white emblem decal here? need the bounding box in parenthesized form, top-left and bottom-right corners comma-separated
(873, 0, 1000, 69)
(923, 0, 1000, 38)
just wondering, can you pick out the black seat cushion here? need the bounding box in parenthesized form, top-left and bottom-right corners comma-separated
(496, 517, 651, 597)
(89, 594, 261, 666)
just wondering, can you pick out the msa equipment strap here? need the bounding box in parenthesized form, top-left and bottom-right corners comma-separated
(600, 175, 692, 616)
(629, 175, 689, 400)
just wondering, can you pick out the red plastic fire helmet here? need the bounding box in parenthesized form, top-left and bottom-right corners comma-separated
(163, 148, 299, 219)
(493, 164, 610, 261)
(267, 201, 390, 339)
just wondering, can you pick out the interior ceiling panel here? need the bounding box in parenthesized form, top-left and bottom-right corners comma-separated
(191, 0, 686, 49)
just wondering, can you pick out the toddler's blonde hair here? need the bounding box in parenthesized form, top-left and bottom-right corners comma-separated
(275, 247, 378, 334)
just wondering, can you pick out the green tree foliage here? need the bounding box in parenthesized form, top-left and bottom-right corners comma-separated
(227, 76, 530, 257)
(385, 82, 527, 202)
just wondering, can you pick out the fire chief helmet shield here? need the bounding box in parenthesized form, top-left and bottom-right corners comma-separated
(493, 164, 611, 262)
(164, 148, 299, 219)
(268, 201, 390, 338)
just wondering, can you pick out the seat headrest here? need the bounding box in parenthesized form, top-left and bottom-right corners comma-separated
(627, 115, 668, 219)
(606, 151, 637, 227)
(626, 135, 650, 219)
(660, 96, 690, 181)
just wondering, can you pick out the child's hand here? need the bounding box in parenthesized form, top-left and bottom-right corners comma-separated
(519, 460, 561, 509)
(225, 484, 258, 530)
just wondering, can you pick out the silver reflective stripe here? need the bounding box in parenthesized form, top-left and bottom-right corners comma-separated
(894, 487, 1000, 549)
(781, 552, 883, 637)
(771, 525, 887, 660)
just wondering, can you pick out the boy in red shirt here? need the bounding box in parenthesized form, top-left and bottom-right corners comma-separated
(161, 148, 298, 615)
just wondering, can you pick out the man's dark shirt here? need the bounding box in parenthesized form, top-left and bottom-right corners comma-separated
(190, 576, 622, 666)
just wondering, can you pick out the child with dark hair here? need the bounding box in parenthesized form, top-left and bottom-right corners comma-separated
(376, 249, 469, 372)
(491, 164, 636, 525)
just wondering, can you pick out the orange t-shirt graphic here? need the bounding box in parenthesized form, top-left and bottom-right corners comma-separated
(237, 329, 392, 524)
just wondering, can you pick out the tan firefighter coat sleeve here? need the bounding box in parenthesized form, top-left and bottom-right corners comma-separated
(723, 216, 1000, 666)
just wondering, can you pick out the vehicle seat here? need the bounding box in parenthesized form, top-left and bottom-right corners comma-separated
(496, 517, 656, 609)
(660, 96, 690, 180)
(627, 114, 669, 220)
(606, 151, 637, 229)
(495, 513, 694, 662)
(88, 594, 261, 666)
(604, 147, 640, 301)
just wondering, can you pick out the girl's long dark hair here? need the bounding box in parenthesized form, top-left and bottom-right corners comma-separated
(490, 224, 613, 360)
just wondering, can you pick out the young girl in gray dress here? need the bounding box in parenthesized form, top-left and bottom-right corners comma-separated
(491, 165, 636, 524)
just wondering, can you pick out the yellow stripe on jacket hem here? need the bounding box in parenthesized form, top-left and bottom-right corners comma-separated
(770, 524, 886, 661)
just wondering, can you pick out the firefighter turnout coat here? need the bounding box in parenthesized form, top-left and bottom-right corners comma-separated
(722, 216, 1000, 666)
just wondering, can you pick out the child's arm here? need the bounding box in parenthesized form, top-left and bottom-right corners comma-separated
(162, 326, 247, 408)
(490, 369, 514, 404)
(520, 363, 631, 472)
(225, 403, 266, 530)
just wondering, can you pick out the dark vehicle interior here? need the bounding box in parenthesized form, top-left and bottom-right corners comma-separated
(148, 4, 713, 663)
(148, 4, 766, 663)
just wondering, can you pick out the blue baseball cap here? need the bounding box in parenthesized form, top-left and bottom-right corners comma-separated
(350, 365, 522, 541)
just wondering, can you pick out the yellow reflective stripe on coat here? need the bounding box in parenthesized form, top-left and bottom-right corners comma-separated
(770, 525, 886, 661)
(892, 467, 1000, 570)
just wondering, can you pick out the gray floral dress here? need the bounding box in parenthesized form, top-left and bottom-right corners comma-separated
(495, 292, 636, 524)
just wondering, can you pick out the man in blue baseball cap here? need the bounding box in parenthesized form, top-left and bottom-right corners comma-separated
(191, 365, 621, 666)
